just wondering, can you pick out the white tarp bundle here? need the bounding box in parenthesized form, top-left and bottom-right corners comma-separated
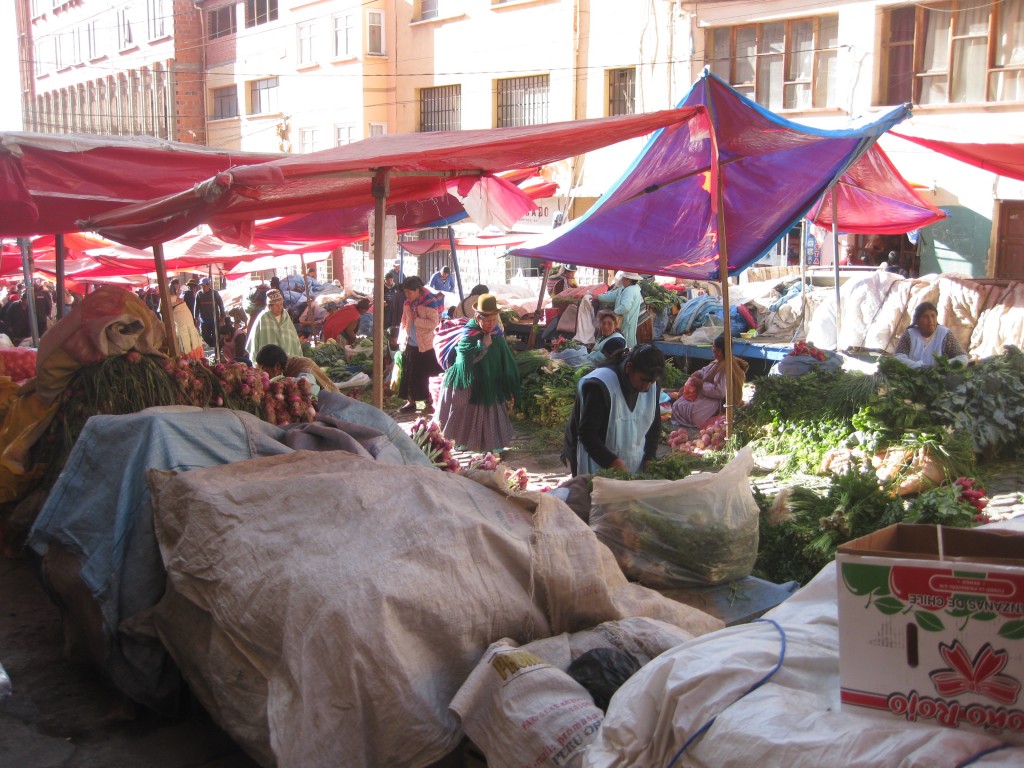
(580, 520, 1024, 767)
(147, 451, 722, 767)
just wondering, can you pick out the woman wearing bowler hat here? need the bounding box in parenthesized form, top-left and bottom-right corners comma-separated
(435, 294, 520, 452)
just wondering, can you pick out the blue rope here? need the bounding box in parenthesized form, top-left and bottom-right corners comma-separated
(955, 744, 1012, 767)
(665, 618, 787, 768)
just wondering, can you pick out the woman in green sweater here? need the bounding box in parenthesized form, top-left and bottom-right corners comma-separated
(434, 294, 520, 452)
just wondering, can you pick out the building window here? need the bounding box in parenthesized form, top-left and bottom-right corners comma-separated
(117, 7, 135, 49)
(420, 85, 461, 131)
(300, 127, 320, 153)
(333, 13, 355, 57)
(82, 21, 99, 60)
(419, 0, 438, 21)
(369, 121, 387, 137)
(335, 124, 356, 145)
(608, 67, 635, 116)
(297, 21, 316, 65)
(208, 6, 236, 40)
(882, 1, 1024, 106)
(147, 0, 168, 40)
(212, 85, 238, 119)
(245, 0, 278, 29)
(496, 74, 549, 127)
(707, 15, 839, 110)
(249, 77, 279, 114)
(367, 10, 385, 55)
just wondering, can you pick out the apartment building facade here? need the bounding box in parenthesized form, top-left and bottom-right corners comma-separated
(13, 1, 1024, 278)
(16, 0, 206, 142)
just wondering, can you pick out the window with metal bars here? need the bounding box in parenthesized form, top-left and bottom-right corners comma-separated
(496, 75, 549, 127)
(881, 0, 1024, 106)
(706, 15, 839, 110)
(608, 67, 635, 116)
(420, 85, 461, 132)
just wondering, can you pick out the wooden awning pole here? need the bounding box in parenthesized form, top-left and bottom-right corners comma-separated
(371, 169, 390, 409)
(153, 243, 178, 357)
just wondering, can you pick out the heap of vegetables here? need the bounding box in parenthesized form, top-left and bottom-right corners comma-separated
(304, 340, 352, 381)
(667, 414, 727, 455)
(787, 339, 827, 362)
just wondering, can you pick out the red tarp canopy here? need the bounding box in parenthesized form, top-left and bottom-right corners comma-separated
(251, 170, 558, 253)
(806, 144, 946, 234)
(890, 125, 1024, 182)
(0, 132, 281, 237)
(80, 108, 708, 248)
(399, 233, 532, 255)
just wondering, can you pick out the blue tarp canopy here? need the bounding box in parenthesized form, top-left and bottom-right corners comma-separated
(512, 71, 912, 280)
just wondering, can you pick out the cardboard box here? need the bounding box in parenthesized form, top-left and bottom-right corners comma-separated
(836, 524, 1024, 744)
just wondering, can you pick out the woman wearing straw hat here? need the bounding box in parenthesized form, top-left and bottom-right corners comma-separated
(435, 294, 520, 452)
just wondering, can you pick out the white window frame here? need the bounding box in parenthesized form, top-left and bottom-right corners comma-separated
(147, 0, 169, 40)
(249, 77, 280, 115)
(117, 7, 135, 50)
(335, 123, 356, 145)
(297, 20, 316, 66)
(208, 5, 236, 40)
(212, 85, 239, 119)
(300, 127, 321, 153)
(368, 121, 387, 137)
(367, 10, 385, 56)
(332, 13, 355, 58)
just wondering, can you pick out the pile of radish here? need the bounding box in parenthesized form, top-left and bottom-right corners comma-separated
(667, 414, 728, 455)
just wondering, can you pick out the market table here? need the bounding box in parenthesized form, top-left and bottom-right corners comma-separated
(655, 338, 791, 363)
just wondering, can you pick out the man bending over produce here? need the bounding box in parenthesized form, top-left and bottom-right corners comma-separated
(322, 299, 370, 344)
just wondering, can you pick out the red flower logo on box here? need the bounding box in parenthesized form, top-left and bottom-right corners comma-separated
(930, 641, 1021, 705)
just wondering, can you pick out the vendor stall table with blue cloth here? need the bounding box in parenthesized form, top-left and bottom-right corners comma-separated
(655, 339, 791, 364)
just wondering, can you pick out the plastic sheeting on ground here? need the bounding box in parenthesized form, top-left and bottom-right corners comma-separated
(580, 516, 1024, 767)
(147, 453, 723, 768)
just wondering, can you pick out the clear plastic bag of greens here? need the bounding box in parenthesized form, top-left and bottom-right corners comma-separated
(590, 446, 759, 588)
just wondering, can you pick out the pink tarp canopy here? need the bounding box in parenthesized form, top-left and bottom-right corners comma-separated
(890, 125, 1024, 182)
(513, 73, 912, 279)
(0, 132, 281, 237)
(806, 144, 946, 234)
(79, 108, 707, 248)
(83, 231, 272, 272)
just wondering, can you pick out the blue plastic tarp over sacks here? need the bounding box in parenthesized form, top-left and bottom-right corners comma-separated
(512, 71, 912, 280)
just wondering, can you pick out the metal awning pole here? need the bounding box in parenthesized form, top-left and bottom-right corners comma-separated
(17, 238, 40, 346)
(208, 264, 220, 362)
(371, 169, 390, 409)
(528, 263, 550, 348)
(153, 243, 178, 357)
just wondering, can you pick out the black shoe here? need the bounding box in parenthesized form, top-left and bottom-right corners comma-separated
(398, 402, 416, 413)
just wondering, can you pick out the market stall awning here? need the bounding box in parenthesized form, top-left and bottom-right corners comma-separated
(399, 233, 531, 256)
(225, 250, 330, 277)
(78, 108, 707, 249)
(250, 172, 560, 254)
(0, 132, 282, 237)
(83, 230, 273, 273)
(806, 144, 946, 234)
(890, 124, 1024, 182)
(512, 72, 911, 279)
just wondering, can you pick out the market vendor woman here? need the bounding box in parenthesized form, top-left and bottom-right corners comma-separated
(893, 301, 968, 369)
(435, 294, 520, 452)
(562, 344, 664, 476)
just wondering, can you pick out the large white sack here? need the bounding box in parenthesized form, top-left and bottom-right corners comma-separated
(581, 564, 1024, 768)
(148, 451, 721, 768)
